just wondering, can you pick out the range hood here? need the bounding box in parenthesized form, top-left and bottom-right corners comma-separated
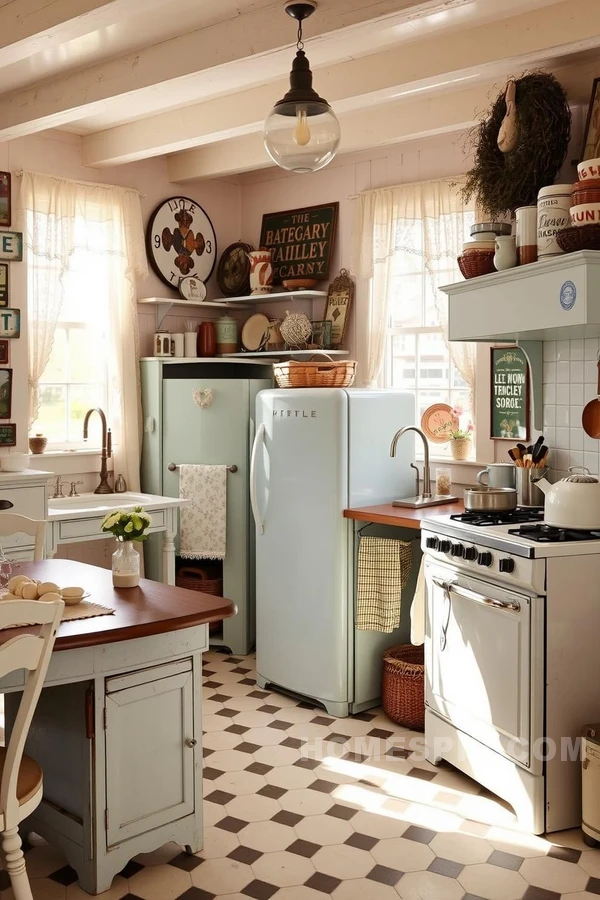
(442, 250, 600, 342)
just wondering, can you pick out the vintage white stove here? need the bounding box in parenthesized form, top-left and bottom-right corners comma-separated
(421, 508, 600, 834)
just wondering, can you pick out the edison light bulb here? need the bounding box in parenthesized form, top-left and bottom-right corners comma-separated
(293, 107, 311, 146)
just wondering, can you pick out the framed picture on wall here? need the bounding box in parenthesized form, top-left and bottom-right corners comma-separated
(490, 346, 529, 440)
(0, 264, 7, 306)
(0, 309, 20, 338)
(0, 369, 12, 419)
(0, 424, 16, 447)
(0, 173, 10, 228)
(582, 77, 600, 162)
(0, 342, 9, 365)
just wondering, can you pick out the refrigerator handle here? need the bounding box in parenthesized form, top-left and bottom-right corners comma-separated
(250, 423, 266, 535)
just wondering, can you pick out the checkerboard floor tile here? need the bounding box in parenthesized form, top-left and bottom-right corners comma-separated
(4, 651, 598, 899)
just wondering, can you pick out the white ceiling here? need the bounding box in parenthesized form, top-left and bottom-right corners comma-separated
(0, 0, 598, 179)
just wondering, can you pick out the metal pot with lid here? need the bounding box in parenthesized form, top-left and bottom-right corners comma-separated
(535, 466, 600, 530)
(463, 486, 518, 512)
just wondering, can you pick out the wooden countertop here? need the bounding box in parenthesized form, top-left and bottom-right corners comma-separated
(5, 559, 235, 652)
(344, 500, 465, 529)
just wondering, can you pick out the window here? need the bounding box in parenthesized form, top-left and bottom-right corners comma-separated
(382, 212, 475, 455)
(29, 220, 111, 447)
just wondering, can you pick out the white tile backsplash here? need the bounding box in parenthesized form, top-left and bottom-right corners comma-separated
(543, 339, 600, 476)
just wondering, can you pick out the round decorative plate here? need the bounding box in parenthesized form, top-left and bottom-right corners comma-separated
(216, 242, 253, 297)
(241, 314, 270, 352)
(146, 196, 217, 289)
(421, 403, 459, 444)
(179, 275, 207, 303)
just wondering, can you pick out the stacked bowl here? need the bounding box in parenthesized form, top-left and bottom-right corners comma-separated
(457, 222, 511, 279)
(556, 160, 600, 253)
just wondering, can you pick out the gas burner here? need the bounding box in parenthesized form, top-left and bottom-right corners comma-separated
(450, 507, 544, 528)
(508, 524, 600, 543)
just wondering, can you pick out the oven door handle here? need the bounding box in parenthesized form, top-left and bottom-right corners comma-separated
(432, 577, 521, 612)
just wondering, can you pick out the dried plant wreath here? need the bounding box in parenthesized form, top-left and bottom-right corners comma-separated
(463, 71, 571, 219)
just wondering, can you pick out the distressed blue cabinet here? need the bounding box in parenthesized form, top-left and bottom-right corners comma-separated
(140, 359, 272, 654)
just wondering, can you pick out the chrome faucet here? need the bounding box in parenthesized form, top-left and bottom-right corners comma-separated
(390, 426, 432, 501)
(83, 408, 113, 495)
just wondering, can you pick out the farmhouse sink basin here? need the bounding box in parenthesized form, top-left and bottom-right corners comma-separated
(47, 492, 186, 518)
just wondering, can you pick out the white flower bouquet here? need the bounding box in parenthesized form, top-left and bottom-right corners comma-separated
(100, 506, 152, 542)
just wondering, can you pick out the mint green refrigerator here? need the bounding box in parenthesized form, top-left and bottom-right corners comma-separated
(140, 358, 272, 654)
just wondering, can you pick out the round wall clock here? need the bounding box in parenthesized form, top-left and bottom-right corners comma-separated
(146, 196, 217, 289)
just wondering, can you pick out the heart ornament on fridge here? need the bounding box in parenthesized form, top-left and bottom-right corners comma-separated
(192, 388, 214, 409)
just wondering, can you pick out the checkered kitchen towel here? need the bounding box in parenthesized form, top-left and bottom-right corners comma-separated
(356, 536, 413, 632)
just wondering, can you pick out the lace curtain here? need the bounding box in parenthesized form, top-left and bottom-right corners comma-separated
(20, 171, 148, 490)
(355, 177, 477, 407)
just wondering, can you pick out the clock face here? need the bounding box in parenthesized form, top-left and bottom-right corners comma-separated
(146, 197, 217, 288)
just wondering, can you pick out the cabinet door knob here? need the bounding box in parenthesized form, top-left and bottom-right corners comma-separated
(185, 738, 197, 748)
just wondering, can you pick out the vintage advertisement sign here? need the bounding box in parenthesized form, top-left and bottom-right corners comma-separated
(0, 232, 22, 262)
(491, 346, 529, 440)
(0, 264, 7, 306)
(259, 202, 338, 283)
(0, 309, 20, 338)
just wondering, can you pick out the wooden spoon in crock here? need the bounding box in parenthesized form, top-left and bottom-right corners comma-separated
(582, 359, 600, 438)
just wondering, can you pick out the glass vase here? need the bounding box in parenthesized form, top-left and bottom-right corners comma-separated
(112, 540, 140, 588)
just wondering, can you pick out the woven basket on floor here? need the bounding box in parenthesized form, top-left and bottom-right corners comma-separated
(382, 644, 425, 731)
(176, 566, 223, 633)
(273, 358, 356, 388)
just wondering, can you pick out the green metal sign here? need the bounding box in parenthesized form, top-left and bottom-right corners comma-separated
(490, 346, 529, 440)
(259, 202, 338, 284)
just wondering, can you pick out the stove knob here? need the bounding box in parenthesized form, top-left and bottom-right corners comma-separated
(478, 551, 493, 567)
(499, 557, 515, 574)
(439, 540, 451, 553)
(451, 542, 464, 558)
(425, 537, 439, 550)
(464, 545, 478, 561)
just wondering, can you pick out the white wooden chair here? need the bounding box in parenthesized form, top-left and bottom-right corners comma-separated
(0, 597, 63, 900)
(0, 515, 46, 562)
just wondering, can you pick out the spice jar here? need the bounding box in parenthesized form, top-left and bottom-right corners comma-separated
(436, 467, 452, 497)
(198, 321, 217, 358)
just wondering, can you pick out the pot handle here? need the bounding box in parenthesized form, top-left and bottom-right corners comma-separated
(477, 468, 489, 486)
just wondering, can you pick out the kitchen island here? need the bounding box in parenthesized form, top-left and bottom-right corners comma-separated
(2, 559, 235, 895)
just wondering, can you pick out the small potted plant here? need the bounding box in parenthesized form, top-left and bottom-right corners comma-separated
(449, 407, 474, 460)
(101, 506, 152, 588)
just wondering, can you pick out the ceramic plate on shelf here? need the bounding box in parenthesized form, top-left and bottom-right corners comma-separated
(216, 242, 253, 297)
(421, 403, 459, 444)
(179, 275, 207, 303)
(241, 313, 270, 352)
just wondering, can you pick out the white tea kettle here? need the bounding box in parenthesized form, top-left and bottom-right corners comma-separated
(535, 466, 600, 530)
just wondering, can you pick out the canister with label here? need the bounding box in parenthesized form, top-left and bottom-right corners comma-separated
(215, 314, 238, 355)
(154, 330, 172, 357)
(537, 184, 572, 259)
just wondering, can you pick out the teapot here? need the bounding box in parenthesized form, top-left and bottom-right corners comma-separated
(534, 466, 600, 530)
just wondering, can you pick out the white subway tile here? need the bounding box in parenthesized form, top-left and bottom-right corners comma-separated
(543, 426, 555, 447)
(555, 406, 569, 427)
(555, 449, 570, 471)
(584, 452, 600, 475)
(585, 338, 600, 360)
(556, 383, 570, 405)
(543, 406, 556, 426)
(570, 361, 584, 383)
(570, 428, 584, 450)
(556, 360, 570, 383)
(569, 449, 584, 467)
(570, 339, 584, 360)
(543, 341, 557, 362)
(555, 426, 570, 449)
(543, 362, 556, 383)
(570, 383, 584, 405)
(556, 340, 570, 361)
(584, 433, 599, 452)
(585, 360, 598, 383)
(570, 405, 583, 426)
(584, 384, 598, 403)
(543, 383, 556, 405)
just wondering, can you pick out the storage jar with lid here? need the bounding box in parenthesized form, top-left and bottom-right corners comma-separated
(537, 184, 572, 259)
(215, 315, 238, 354)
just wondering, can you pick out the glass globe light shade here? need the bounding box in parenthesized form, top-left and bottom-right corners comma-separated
(264, 99, 340, 174)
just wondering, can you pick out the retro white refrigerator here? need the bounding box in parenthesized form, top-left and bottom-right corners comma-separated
(251, 388, 415, 717)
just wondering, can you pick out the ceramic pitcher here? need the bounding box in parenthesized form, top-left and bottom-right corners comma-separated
(493, 235, 517, 271)
(247, 250, 273, 295)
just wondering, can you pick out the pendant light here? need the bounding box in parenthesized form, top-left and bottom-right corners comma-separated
(263, 1, 341, 174)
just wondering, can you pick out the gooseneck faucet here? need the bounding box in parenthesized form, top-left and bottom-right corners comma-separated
(83, 408, 113, 495)
(390, 425, 432, 501)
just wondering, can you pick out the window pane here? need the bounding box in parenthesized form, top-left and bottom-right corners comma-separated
(32, 385, 66, 443)
(69, 327, 106, 383)
(68, 385, 106, 443)
(42, 329, 68, 382)
(391, 274, 424, 327)
(391, 334, 416, 389)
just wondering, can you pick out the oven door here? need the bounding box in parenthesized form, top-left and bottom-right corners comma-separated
(425, 560, 538, 770)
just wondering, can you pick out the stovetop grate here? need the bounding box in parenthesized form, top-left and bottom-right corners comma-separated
(450, 508, 544, 528)
(508, 523, 600, 543)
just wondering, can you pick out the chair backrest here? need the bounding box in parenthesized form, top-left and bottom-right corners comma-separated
(0, 514, 46, 561)
(0, 598, 63, 824)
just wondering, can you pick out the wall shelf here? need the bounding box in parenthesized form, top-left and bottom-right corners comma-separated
(221, 349, 349, 359)
(138, 290, 327, 328)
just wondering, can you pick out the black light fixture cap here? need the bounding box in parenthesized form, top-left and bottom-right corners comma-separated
(273, 50, 331, 115)
(284, 1, 317, 21)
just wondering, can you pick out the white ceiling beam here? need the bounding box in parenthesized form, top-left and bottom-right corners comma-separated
(0, 0, 468, 140)
(167, 56, 598, 182)
(0, 0, 157, 68)
(83, 0, 600, 168)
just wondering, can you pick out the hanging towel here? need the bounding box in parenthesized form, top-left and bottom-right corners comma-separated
(179, 465, 227, 560)
(356, 536, 413, 633)
(410, 556, 426, 646)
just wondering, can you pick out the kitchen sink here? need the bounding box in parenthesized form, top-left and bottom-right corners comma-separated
(48, 492, 155, 515)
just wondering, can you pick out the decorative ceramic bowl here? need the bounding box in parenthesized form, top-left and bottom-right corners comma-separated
(572, 181, 600, 206)
(281, 279, 318, 291)
(1, 453, 29, 472)
(28, 434, 47, 454)
(457, 251, 496, 279)
(570, 204, 600, 226)
(556, 224, 600, 253)
(577, 158, 600, 181)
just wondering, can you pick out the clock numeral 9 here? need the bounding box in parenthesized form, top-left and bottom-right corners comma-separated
(154, 234, 161, 249)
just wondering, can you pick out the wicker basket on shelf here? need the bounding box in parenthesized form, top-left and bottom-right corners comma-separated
(273, 357, 357, 389)
(457, 251, 496, 279)
(382, 644, 425, 731)
(176, 566, 223, 633)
